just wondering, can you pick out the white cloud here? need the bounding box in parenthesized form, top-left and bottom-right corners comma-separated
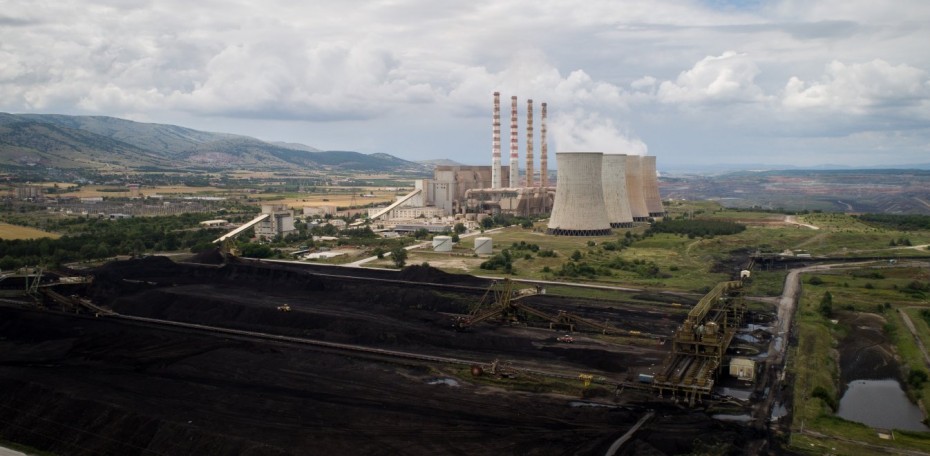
(1, 0, 930, 166)
(550, 110, 647, 155)
(657, 51, 768, 104)
(782, 59, 930, 113)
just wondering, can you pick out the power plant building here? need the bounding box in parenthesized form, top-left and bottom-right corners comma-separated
(624, 155, 650, 222)
(602, 154, 634, 228)
(641, 155, 665, 217)
(547, 152, 611, 236)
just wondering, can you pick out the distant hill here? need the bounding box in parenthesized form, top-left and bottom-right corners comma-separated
(0, 113, 431, 174)
(418, 158, 465, 167)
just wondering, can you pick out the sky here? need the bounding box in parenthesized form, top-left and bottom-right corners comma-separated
(2, 0, 930, 170)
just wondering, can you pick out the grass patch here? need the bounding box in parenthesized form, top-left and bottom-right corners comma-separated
(0, 222, 60, 240)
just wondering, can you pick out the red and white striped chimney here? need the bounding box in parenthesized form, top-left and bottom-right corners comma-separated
(492, 92, 501, 189)
(540, 102, 548, 187)
(509, 96, 519, 188)
(525, 99, 534, 187)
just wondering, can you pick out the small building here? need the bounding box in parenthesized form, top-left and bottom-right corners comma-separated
(200, 219, 229, 227)
(729, 358, 755, 382)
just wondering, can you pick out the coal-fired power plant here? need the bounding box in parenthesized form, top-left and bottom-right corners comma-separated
(491, 92, 502, 190)
(641, 155, 664, 218)
(625, 155, 650, 222)
(540, 102, 548, 187)
(547, 152, 612, 236)
(509, 96, 520, 188)
(602, 154, 634, 228)
(367, 92, 662, 232)
(525, 99, 534, 187)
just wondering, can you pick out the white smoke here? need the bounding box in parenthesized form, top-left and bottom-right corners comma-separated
(549, 110, 647, 155)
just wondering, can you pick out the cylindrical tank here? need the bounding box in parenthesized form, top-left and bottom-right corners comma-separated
(641, 155, 664, 217)
(546, 152, 612, 236)
(474, 237, 493, 255)
(432, 235, 453, 252)
(624, 155, 649, 222)
(602, 154, 634, 228)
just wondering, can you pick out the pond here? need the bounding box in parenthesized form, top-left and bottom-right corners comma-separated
(837, 379, 929, 432)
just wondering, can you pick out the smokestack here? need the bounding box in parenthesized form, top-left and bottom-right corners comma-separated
(491, 92, 501, 189)
(540, 102, 548, 187)
(525, 99, 534, 187)
(509, 96, 519, 188)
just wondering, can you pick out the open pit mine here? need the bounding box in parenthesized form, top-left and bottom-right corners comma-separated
(0, 251, 784, 455)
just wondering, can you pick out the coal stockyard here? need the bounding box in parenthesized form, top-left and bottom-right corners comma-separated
(0, 254, 783, 455)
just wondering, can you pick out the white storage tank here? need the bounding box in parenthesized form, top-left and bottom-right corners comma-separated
(432, 235, 453, 252)
(474, 237, 493, 255)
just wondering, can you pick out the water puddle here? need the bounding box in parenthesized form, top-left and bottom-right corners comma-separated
(717, 387, 752, 401)
(569, 401, 617, 409)
(427, 378, 460, 387)
(837, 379, 929, 432)
(772, 336, 783, 352)
(770, 403, 788, 422)
(712, 414, 752, 423)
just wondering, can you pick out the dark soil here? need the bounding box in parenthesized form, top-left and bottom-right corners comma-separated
(836, 312, 900, 388)
(0, 257, 773, 455)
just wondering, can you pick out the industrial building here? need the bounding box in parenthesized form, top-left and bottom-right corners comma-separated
(602, 154, 634, 228)
(641, 155, 666, 218)
(255, 204, 296, 239)
(547, 152, 612, 236)
(625, 155, 650, 222)
(364, 91, 661, 234)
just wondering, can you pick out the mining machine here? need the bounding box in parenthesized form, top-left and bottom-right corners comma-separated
(454, 279, 661, 340)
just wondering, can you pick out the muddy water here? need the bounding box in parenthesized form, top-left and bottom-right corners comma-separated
(837, 379, 929, 432)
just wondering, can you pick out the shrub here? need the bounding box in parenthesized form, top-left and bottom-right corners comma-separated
(808, 276, 824, 285)
(812, 386, 837, 412)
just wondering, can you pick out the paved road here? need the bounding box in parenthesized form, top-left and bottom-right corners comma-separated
(784, 215, 820, 230)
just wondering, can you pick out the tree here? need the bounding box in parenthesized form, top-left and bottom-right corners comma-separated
(454, 223, 466, 234)
(819, 291, 833, 318)
(390, 247, 408, 268)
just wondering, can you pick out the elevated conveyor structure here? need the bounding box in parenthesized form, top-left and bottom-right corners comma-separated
(653, 280, 746, 405)
(213, 213, 270, 244)
(365, 188, 422, 222)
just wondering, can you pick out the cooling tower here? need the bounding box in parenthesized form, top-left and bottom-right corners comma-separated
(641, 155, 664, 217)
(474, 236, 493, 255)
(540, 103, 548, 187)
(509, 96, 519, 188)
(491, 92, 502, 189)
(625, 155, 649, 222)
(602, 154, 634, 228)
(525, 99, 534, 187)
(547, 152, 612, 236)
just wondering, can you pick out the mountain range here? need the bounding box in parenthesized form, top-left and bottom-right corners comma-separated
(0, 113, 432, 174)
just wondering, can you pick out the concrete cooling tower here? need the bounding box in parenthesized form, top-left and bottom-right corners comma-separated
(547, 152, 611, 236)
(641, 155, 664, 217)
(602, 154, 634, 228)
(624, 155, 649, 222)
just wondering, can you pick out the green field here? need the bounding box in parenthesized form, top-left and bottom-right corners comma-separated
(788, 265, 930, 454)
